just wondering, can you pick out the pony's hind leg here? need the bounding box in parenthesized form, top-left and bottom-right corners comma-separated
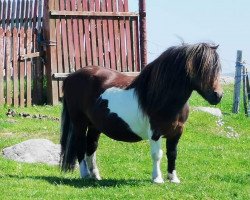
(66, 113, 90, 179)
(85, 125, 101, 180)
(72, 120, 89, 179)
(60, 100, 88, 173)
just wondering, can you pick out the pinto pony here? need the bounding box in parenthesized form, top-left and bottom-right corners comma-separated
(60, 43, 223, 183)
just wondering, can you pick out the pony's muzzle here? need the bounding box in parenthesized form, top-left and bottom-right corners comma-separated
(210, 91, 223, 105)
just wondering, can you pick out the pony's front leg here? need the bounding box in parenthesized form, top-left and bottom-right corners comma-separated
(166, 135, 181, 183)
(150, 138, 164, 184)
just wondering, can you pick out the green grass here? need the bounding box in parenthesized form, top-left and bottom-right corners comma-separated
(0, 84, 249, 199)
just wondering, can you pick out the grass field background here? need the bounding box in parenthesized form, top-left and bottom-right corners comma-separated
(0, 85, 249, 199)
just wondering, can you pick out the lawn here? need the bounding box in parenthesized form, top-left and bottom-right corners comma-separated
(0, 84, 249, 200)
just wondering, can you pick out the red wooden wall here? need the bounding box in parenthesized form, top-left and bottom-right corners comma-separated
(43, 0, 147, 105)
(0, 0, 44, 107)
(0, 0, 147, 106)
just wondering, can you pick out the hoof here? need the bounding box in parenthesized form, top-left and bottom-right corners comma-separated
(168, 177, 180, 184)
(152, 177, 164, 184)
(81, 174, 102, 181)
(91, 169, 102, 180)
(167, 170, 180, 184)
(80, 174, 91, 179)
(91, 174, 102, 181)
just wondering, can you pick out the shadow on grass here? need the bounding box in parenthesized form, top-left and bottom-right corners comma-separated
(210, 173, 250, 185)
(4, 174, 150, 188)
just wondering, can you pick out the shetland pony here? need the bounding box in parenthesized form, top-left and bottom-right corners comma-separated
(60, 43, 223, 183)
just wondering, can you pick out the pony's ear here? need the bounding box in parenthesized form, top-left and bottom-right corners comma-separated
(210, 44, 219, 50)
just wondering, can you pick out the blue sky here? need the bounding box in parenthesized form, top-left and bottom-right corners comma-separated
(130, 0, 250, 74)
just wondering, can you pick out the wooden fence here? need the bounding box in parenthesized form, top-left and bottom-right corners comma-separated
(0, 0, 147, 106)
(44, 0, 147, 105)
(0, 0, 44, 106)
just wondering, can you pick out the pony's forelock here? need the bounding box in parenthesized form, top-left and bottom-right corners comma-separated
(186, 43, 221, 88)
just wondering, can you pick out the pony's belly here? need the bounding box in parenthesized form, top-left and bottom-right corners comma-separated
(90, 87, 150, 141)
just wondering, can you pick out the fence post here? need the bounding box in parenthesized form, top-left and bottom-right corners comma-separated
(242, 65, 248, 115)
(139, 0, 147, 69)
(232, 50, 243, 113)
(43, 0, 58, 105)
(246, 69, 250, 116)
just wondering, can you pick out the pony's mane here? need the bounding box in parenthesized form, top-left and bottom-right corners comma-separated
(128, 43, 221, 117)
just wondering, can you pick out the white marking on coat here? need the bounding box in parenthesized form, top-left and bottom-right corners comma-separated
(150, 137, 164, 183)
(79, 160, 90, 178)
(101, 87, 150, 140)
(85, 152, 101, 180)
(167, 170, 180, 183)
(101, 87, 164, 183)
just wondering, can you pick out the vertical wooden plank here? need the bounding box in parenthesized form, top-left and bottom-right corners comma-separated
(82, 0, 92, 66)
(124, 0, 133, 72)
(6, 0, 11, 28)
(37, 0, 43, 31)
(50, 0, 58, 104)
(118, 0, 127, 71)
(16, 0, 21, 29)
(32, 30, 43, 104)
(19, 0, 25, 28)
(26, 0, 34, 106)
(11, 0, 16, 29)
(135, 18, 140, 72)
(43, 0, 58, 105)
(139, 0, 147, 69)
(106, 0, 116, 70)
(32, 0, 43, 104)
(89, 0, 98, 66)
(124, 0, 132, 72)
(55, 0, 63, 98)
(77, 0, 86, 67)
(5, 29, 11, 105)
(101, 0, 110, 68)
(13, 28, 19, 106)
(28, 0, 34, 28)
(95, 0, 104, 67)
(32, 0, 38, 30)
(59, 0, 69, 72)
(31, 0, 37, 104)
(0, 28, 4, 104)
(2, 0, 7, 29)
(26, 28, 32, 106)
(0, 1, 2, 26)
(232, 50, 242, 113)
(65, 0, 75, 72)
(19, 28, 25, 107)
(112, 0, 121, 71)
(70, 0, 81, 70)
(132, 18, 140, 72)
(24, 0, 30, 29)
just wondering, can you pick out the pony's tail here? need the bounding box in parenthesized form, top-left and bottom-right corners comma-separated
(60, 99, 77, 172)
